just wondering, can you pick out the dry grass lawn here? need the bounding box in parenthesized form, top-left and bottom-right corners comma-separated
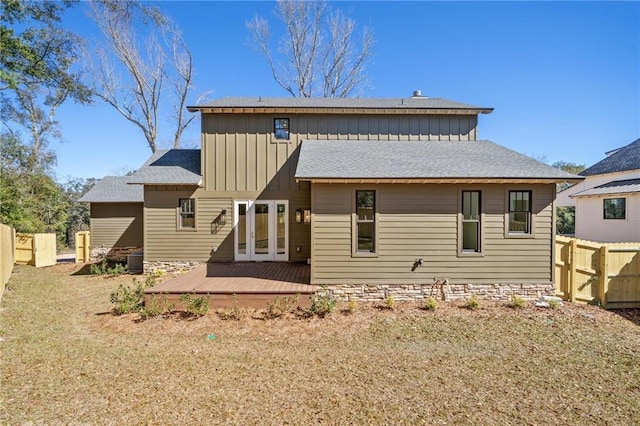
(1, 263, 639, 425)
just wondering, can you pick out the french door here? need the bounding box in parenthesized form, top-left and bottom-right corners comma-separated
(234, 200, 288, 261)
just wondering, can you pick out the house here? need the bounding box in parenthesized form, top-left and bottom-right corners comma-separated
(556, 138, 640, 243)
(78, 175, 144, 260)
(82, 93, 577, 302)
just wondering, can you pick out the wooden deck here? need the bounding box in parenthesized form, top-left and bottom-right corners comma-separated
(144, 262, 317, 309)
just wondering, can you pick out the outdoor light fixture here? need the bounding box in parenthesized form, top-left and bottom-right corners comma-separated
(295, 209, 302, 223)
(303, 209, 311, 224)
(220, 209, 227, 227)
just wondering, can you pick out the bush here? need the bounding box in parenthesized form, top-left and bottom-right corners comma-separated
(264, 295, 298, 319)
(508, 295, 527, 309)
(180, 293, 209, 317)
(383, 296, 395, 310)
(311, 292, 337, 317)
(465, 295, 481, 311)
(217, 295, 244, 321)
(91, 259, 127, 275)
(345, 297, 358, 315)
(110, 279, 145, 315)
(140, 295, 174, 319)
(548, 299, 561, 310)
(423, 297, 439, 311)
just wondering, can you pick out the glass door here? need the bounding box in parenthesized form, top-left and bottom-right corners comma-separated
(235, 200, 288, 261)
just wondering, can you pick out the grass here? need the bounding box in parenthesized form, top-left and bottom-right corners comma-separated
(2, 264, 640, 424)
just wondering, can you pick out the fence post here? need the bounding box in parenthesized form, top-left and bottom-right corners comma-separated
(599, 245, 608, 309)
(569, 238, 577, 303)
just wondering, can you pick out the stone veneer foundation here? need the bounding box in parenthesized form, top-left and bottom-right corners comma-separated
(143, 260, 204, 275)
(319, 282, 555, 303)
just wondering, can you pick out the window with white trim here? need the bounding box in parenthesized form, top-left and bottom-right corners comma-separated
(355, 190, 375, 253)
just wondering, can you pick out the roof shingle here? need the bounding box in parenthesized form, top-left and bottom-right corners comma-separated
(295, 140, 582, 181)
(581, 138, 640, 176)
(128, 149, 202, 185)
(78, 176, 143, 203)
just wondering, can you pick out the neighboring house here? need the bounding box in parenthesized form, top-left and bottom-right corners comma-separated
(556, 138, 640, 243)
(90, 94, 578, 301)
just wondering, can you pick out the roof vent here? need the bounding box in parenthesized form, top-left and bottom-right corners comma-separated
(412, 90, 426, 98)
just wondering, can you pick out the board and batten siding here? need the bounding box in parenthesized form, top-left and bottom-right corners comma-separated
(201, 113, 478, 192)
(311, 183, 555, 285)
(90, 203, 143, 248)
(143, 187, 312, 262)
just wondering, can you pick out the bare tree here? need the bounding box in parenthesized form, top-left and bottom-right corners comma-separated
(247, 0, 373, 98)
(86, 0, 195, 152)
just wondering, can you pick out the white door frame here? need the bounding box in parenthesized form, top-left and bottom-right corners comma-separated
(234, 200, 288, 262)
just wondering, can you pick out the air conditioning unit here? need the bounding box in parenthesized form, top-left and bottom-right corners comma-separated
(127, 252, 144, 274)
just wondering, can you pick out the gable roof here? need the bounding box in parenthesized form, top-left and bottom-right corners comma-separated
(128, 149, 202, 185)
(188, 96, 493, 114)
(581, 138, 640, 176)
(295, 140, 583, 182)
(78, 176, 143, 203)
(571, 178, 640, 198)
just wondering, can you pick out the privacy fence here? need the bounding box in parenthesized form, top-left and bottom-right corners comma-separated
(1, 224, 16, 300)
(555, 236, 640, 309)
(15, 233, 57, 268)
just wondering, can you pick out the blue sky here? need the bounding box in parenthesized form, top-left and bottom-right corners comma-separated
(52, 1, 639, 181)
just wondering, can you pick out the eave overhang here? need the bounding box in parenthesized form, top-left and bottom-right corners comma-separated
(296, 177, 584, 184)
(187, 106, 493, 115)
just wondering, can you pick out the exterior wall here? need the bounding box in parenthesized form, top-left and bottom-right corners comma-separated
(143, 186, 311, 263)
(311, 183, 555, 285)
(575, 194, 640, 243)
(556, 169, 640, 207)
(90, 203, 143, 248)
(201, 113, 479, 192)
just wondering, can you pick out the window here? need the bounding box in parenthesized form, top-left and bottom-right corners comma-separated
(355, 190, 375, 253)
(462, 191, 481, 253)
(603, 198, 625, 219)
(179, 198, 195, 229)
(508, 191, 531, 234)
(274, 118, 290, 140)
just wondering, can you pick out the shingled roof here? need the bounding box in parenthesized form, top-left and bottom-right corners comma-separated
(581, 138, 640, 176)
(78, 176, 143, 203)
(188, 96, 493, 114)
(295, 140, 582, 182)
(571, 178, 640, 198)
(128, 149, 202, 185)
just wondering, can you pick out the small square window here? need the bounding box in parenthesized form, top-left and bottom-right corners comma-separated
(179, 198, 195, 229)
(603, 198, 625, 219)
(274, 118, 290, 140)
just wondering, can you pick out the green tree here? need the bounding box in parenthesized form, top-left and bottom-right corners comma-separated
(553, 161, 585, 235)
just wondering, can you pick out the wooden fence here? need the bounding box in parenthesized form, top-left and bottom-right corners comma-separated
(15, 233, 57, 267)
(75, 231, 91, 263)
(555, 236, 640, 309)
(1, 224, 16, 300)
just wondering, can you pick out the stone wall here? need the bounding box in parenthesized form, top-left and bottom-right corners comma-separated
(143, 260, 204, 275)
(320, 282, 555, 303)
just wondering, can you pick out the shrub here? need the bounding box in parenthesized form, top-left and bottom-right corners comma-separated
(423, 296, 439, 311)
(345, 297, 358, 315)
(110, 279, 145, 315)
(264, 295, 298, 319)
(311, 292, 337, 317)
(548, 299, 561, 310)
(91, 260, 127, 275)
(140, 295, 174, 319)
(384, 296, 395, 310)
(508, 295, 527, 309)
(465, 295, 481, 311)
(180, 293, 209, 317)
(217, 295, 244, 321)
